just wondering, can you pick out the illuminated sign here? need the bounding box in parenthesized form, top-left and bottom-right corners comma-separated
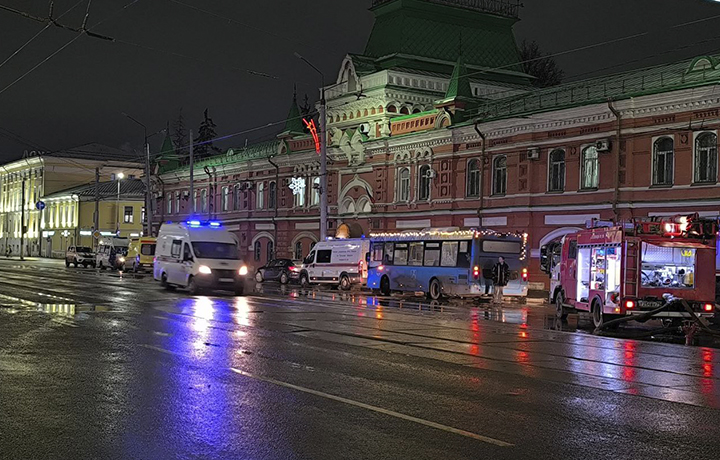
(303, 118, 320, 154)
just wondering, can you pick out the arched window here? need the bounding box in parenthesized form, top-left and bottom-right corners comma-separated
(222, 186, 230, 211)
(653, 137, 674, 186)
(253, 241, 261, 261)
(694, 132, 718, 183)
(400, 106, 410, 115)
(166, 193, 172, 214)
(548, 149, 566, 192)
(201, 189, 208, 213)
(398, 168, 410, 202)
(268, 182, 277, 209)
(580, 146, 599, 190)
(492, 156, 507, 196)
(175, 191, 181, 213)
(418, 165, 432, 201)
(293, 177, 306, 208)
(466, 159, 480, 197)
(294, 241, 303, 260)
(257, 182, 265, 209)
(193, 190, 199, 212)
(387, 105, 397, 114)
(233, 184, 240, 210)
(267, 241, 274, 262)
(311, 177, 320, 206)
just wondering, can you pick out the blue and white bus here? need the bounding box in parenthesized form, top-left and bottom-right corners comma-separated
(366, 228, 529, 300)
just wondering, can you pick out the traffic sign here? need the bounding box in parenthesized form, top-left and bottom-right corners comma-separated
(92, 230, 102, 239)
(35, 201, 45, 211)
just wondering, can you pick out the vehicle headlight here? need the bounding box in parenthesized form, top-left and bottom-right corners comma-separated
(198, 265, 212, 274)
(117, 257, 125, 263)
(239, 266, 248, 276)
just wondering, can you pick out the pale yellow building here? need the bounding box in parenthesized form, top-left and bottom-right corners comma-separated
(0, 144, 142, 257)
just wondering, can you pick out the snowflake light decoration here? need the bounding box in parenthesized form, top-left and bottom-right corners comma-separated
(289, 177, 306, 196)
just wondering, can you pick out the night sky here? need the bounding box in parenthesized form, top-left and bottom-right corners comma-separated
(1, 0, 719, 162)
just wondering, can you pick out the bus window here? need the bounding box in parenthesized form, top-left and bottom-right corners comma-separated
(458, 241, 471, 268)
(372, 243, 384, 262)
(441, 241, 459, 267)
(424, 242, 441, 267)
(394, 243, 408, 265)
(383, 242, 394, 265)
(482, 240, 521, 253)
(409, 242, 424, 266)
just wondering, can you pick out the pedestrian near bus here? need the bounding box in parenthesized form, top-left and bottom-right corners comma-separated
(491, 256, 510, 304)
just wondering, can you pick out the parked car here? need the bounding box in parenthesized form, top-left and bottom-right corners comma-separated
(65, 246, 95, 268)
(299, 238, 371, 290)
(128, 237, 157, 272)
(255, 259, 301, 284)
(154, 221, 248, 295)
(96, 237, 130, 271)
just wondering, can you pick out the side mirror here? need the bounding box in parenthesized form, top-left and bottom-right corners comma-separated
(365, 252, 371, 263)
(539, 245, 550, 274)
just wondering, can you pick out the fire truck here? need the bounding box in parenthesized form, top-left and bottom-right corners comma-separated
(541, 215, 718, 328)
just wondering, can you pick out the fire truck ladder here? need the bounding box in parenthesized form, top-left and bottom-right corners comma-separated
(624, 240, 639, 298)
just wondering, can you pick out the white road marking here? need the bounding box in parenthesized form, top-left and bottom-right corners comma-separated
(138, 343, 512, 447)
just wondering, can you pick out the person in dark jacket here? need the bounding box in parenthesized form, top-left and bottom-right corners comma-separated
(491, 256, 510, 304)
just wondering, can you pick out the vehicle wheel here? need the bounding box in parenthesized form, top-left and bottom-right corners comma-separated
(380, 276, 391, 296)
(279, 272, 289, 285)
(73, 261, 78, 267)
(188, 277, 201, 295)
(339, 275, 351, 291)
(300, 273, 310, 288)
(83, 262, 88, 268)
(65, 259, 70, 267)
(133, 263, 138, 273)
(161, 273, 175, 291)
(255, 271, 263, 283)
(99, 262, 105, 270)
(428, 278, 443, 301)
(592, 301, 604, 329)
(555, 292, 568, 320)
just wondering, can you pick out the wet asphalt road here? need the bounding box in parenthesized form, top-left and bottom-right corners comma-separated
(1, 258, 719, 460)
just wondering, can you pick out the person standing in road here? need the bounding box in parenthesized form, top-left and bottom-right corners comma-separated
(491, 256, 510, 304)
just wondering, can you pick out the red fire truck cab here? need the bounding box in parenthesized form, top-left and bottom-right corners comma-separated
(542, 215, 718, 328)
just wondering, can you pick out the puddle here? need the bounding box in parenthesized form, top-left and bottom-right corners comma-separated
(0, 293, 111, 319)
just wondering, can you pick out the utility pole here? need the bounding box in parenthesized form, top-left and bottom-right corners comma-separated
(145, 142, 153, 236)
(296, 53, 328, 240)
(20, 177, 25, 261)
(94, 167, 99, 248)
(189, 130, 194, 214)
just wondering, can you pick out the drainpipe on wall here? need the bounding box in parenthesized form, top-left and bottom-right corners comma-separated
(473, 122, 486, 224)
(608, 101, 622, 222)
(267, 156, 280, 248)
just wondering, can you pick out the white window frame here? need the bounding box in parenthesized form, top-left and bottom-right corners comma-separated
(466, 158, 481, 197)
(492, 155, 507, 196)
(651, 135, 675, 186)
(257, 182, 265, 209)
(311, 177, 320, 206)
(166, 193, 172, 214)
(222, 186, 230, 211)
(548, 148, 566, 193)
(693, 130, 718, 184)
(579, 144, 599, 190)
(417, 164, 432, 201)
(397, 167, 410, 202)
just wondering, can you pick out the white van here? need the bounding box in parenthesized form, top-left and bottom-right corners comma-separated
(153, 221, 249, 295)
(96, 237, 130, 271)
(299, 238, 370, 290)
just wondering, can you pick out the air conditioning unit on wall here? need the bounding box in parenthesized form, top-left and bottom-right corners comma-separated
(596, 139, 612, 152)
(527, 147, 540, 160)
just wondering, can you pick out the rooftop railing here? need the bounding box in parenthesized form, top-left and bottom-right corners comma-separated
(371, 0, 521, 19)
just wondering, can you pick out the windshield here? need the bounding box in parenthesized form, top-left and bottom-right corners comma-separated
(192, 242, 239, 260)
(115, 247, 128, 256)
(141, 244, 156, 256)
(641, 243, 696, 289)
(77, 247, 92, 253)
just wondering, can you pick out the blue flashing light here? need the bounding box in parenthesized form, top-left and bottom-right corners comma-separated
(209, 221, 221, 227)
(187, 220, 202, 227)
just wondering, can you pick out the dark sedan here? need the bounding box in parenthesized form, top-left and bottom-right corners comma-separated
(255, 259, 301, 284)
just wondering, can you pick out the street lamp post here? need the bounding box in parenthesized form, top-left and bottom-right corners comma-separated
(295, 53, 328, 241)
(116, 172, 124, 235)
(122, 112, 155, 237)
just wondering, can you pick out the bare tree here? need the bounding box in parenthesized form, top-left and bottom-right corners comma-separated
(520, 40, 564, 88)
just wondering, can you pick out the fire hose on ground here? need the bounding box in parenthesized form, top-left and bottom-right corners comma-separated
(593, 298, 720, 343)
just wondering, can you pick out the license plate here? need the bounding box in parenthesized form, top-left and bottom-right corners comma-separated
(219, 278, 234, 283)
(638, 300, 662, 309)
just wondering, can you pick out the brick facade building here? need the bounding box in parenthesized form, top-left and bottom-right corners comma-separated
(155, 0, 720, 288)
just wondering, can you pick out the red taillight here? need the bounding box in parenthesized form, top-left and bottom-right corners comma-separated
(358, 261, 365, 277)
(522, 268, 528, 281)
(289, 266, 295, 271)
(703, 303, 714, 312)
(473, 266, 480, 279)
(625, 300, 635, 309)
